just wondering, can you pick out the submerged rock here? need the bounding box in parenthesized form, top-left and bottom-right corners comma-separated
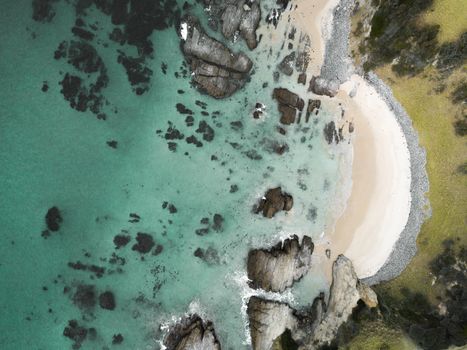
(99, 291, 116, 310)
(163, 315, 220, 350)
(254, 187, 294, 218)
(247, 235, 313, 292)
(45, 206, 62, 231)
(180, 16, 253, 99)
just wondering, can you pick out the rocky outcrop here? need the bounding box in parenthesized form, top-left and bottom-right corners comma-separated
(246, 255, 378, 350)
(254, 187, 294, 218)
(248, 297, 300, 350)
(247, 235, 314, 293)
(304, 255, 378, 348)
(308, 76, 339, 97)
(273, 88, 305, 125)
(180, 16, 253, 99)
(164, 315, 220, 350)
(205, 0, 261, 50)
(278, 52, 296, 76)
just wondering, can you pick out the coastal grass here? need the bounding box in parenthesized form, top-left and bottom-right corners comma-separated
(347, 319, 416, 350)
(421, 0, 467, 43)
(373, 64, 467, 301)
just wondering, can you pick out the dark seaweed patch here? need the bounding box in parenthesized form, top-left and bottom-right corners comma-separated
(45, 206, 62, 232)
(132, 232, 155, 254)
(99, 291, 116, 310)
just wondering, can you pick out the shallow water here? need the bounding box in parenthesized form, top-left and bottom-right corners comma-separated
(0, 0, 349, 349)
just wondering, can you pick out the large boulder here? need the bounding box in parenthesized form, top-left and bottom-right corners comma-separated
(308, 76, 339, 97)
(254, 187, 294, 218)
(247, 235, 314, 293)
(248, 297, 300, 350)
(163, 315, 220, 350)
(273, 88, 305, 125)
(180, 16, 253, 98)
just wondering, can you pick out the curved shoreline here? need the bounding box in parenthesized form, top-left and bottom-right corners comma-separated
(292, 0, 430, 284)
(319, 0, 430, 284)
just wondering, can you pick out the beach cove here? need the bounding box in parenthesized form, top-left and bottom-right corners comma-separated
(0, 0, 429, 349)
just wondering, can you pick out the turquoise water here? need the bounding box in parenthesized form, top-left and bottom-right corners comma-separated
(0, 1, 347, 349)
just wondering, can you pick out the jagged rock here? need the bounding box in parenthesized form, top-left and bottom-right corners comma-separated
(306, 255, 378, 348)
(308, 76, 339, 97)
(163, 315, 220, 350)
(248, 297, 300, 350)
(247, 235, 314, 292)
(181, 16, 253, 98)
(273, 88, 304, 125)
(206, 0, 261, 50)
(254, 187, 294, 218)
(278, 52, 296, 76)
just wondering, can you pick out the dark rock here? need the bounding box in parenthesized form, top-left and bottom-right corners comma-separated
(324, 121, 340, 144)
(32, 0, 57, 22)
(306, 99, 321, 122)
(254, 187, 293, 218)
(230, 184, 239, 193)
(278, 52, 296, 76)
(68, 261, 106, 278)
(273, 88, 304, 125)
(109, 28, 126, 45)
(132, 232, 155, 254)
(212, 214, 224, 232)
(63, 320, 88, 349)
(106, 140, 118, 148)
(193, 247, 220, 265)
(165, 124, 184, 141)
(113, 234, 131, 249)
(163, 315, 220, 350)
(180, 16, 253, 99)
(112, 333, 124, 345)
(99, 291, 116, 310)
(117, 51, 152, 95)
(298, 72, 307, 85)
(230, 120, 243, 131)
(176, 103, 193, 115)
(186, 135, 203, 147)
(45, 206, 62, 232)
(72, 27, 95, 41)
(72, 284, 97, 310)
(41, 81, 49, 92)
(195, 121, 215, 142)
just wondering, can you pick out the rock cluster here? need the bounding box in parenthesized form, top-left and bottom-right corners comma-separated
(246, 254, 378, 350)
(204, 0, 261, 50)
(247, 235, 314, 292)
(181, 16, 253, 99)
(254, 187, 293, 218)
(248, 297, 300, 350)
(306, 255, 378, 347)
(163, 315, 220, 350)
(273, 88, 305, 125)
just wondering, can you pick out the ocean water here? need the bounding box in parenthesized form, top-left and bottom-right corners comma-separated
(0, 0, 349, 349)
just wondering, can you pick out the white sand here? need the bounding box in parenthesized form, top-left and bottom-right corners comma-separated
(286, 1, 413, 279)
(330, 75, 412, 278)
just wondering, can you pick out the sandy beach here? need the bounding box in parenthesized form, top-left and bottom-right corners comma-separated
(286, 0, 415, 280)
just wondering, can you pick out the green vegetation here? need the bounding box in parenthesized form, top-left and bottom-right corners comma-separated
(349, 0, 467, 348)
